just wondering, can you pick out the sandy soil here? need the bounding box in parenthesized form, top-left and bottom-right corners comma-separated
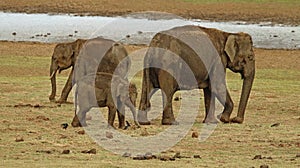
(0, 0, 300, 25)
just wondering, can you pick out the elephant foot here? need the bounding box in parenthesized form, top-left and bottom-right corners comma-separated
(56, 98, 67, 104)
(230, 117, 244, 124)
(203, 117, 219, 124)
(118, 123, 125, 129)
(49, 96, 55, 102)
(134, 121, 141, 128)
(162, 118, 179, 125)
(218, 113, 231, 123)
(137, 111, 151, 125)
(71, 116, 87, 127)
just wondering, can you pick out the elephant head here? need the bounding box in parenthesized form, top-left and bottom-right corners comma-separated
(49, 39, 86, 102)
(224, 33, 255, 123)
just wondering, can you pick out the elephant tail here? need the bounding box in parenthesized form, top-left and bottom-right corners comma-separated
(74, 83, 78, 116)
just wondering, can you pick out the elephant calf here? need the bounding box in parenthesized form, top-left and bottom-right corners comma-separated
(71, 72, 140, 128)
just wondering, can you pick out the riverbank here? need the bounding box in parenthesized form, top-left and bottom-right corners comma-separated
(0, 0, 300, 25)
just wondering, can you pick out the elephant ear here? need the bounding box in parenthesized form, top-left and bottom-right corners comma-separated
(224, 35, 236, 62)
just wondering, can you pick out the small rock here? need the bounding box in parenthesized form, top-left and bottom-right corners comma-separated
(192, 131, 199, 138)
(43, 35, 47, 37)
(193, 154, 201, 159)
(62, 150, 70, 154)
(77, 130, 85, 135)
(253, 155, 262, 160)
(266, 156, 273, 160)
(137, 31, 143, 34)
(126, 35, 130, 38)
(47, 33, 51, 35)
(15, 137, 24, 142)
(160, 155, 171, 161)
(36, 150, 52, 154)
(270, 123, 280, 127)
(260, 164, 269, 168)
(291, 30, 295, 33)
(144, 152, 153, 160)
(81, 148, 96, 154)
(74, 30, 78, 33)
(69, 34, 73, 37)
(122, 152, 131, 157)
(61, 123, 68, 129)
(12, 32, 17, 36)
(105, 131, 113, 139)
(296, 154, 300, 158)
(273, 35, 278, 37)
(88, 148, 96, 154)
(133, 155, 145, 160)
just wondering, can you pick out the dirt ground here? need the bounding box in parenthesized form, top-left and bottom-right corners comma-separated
(0, 0, 300, 25)
(0, 0, 300, 167)
(0, 41, 300, 167)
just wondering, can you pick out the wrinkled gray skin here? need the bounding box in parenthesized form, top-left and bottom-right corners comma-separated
(138, 25, 255, 125)
(49, 37, 130, 104)
(49, 39, 86, 103)
(71, 72, 140, 128)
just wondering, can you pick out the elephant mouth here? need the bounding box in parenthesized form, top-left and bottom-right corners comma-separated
(228, 63, 243, 73)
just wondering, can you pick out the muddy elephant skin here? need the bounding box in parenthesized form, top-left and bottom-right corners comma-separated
(71, 72, 139, 128)
(138, 25, 255, 125)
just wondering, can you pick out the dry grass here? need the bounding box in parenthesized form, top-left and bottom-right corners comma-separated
(0, 41, 299, 167)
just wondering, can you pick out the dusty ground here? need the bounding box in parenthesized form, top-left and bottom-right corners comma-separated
(0, 0, 300, 25)
(0, 41, 300, 167)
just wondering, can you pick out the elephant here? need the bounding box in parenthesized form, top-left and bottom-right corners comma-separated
(49, 39, 86, 103)
(71, 72, 140, 128)
(73, 37, 130, 85)
(49, 37, 130, 104)
(138, 25, 255, 125)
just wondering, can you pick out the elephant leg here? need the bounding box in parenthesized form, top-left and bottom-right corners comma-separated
(215, 88, 234, 123)
(71, 108, 88, 127)
(57, 68, 74, 104)
(203, 87, 218, 124)
(71, 88, 90, 127)
(117, 99, 125, 129)
(125, 98, 140, 128)
(138, 78, 158, 125)
(108, 105, 117, 128)
(159, 72, 178, 125)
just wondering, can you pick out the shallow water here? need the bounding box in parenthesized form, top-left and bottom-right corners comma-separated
(0, 12, 299, 49)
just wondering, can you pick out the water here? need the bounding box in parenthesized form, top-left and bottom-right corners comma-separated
(0, 12, 299, 49)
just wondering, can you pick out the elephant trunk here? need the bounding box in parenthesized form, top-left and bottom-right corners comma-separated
(236, 60, 255, 123)
(49, 58, 58, 102)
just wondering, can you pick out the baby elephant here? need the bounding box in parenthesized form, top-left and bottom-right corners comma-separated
(71, 72, 140, 128)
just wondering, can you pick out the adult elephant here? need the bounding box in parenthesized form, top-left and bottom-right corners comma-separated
(49, 39, 86, 103)
(49, 37, 130, 103)
(138, 25, 255, 125)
